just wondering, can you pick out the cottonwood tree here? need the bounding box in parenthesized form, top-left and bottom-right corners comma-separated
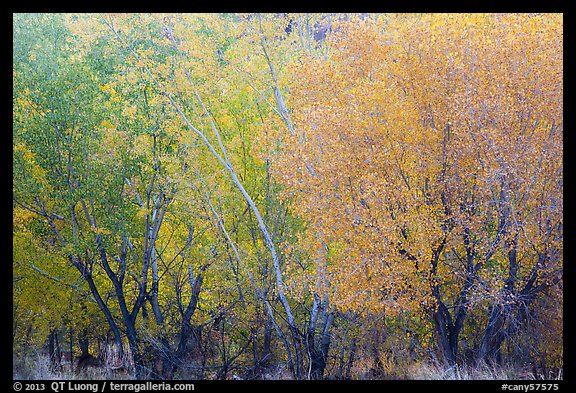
(269, 13, 562, 367)
(14, 13, 209, 378)
(14, 13, 562, 380)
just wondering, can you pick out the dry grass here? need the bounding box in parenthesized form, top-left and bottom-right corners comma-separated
(405, 360, 561, 380)
(261, 364, 295, 380)
(14, 352, 561, 381)
(407, 361, 520, 380)
(338, 350, 559, 381)
(13, 353, 132, 380)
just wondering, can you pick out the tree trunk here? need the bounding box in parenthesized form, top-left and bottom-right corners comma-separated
(345, 338, 357, 379)
(369, 326, 385, 378)
(433, 299, 457, 365)
(306, 294, 321, 379)
(262, 319, 273, 367)
(319, 312, 333, 374)
(477, 303, 507, 365)
(48, 330, 62, 372)
(75, 257, 127, 362)
(79, 331, 90, 357)
(307, 304, 333, 379)
(477, 236, 518, 365)
(337, 347, 345, 379)
(169, 271, 203, 379)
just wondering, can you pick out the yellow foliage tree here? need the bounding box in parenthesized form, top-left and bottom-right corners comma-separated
(270, 13, 562, 366)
